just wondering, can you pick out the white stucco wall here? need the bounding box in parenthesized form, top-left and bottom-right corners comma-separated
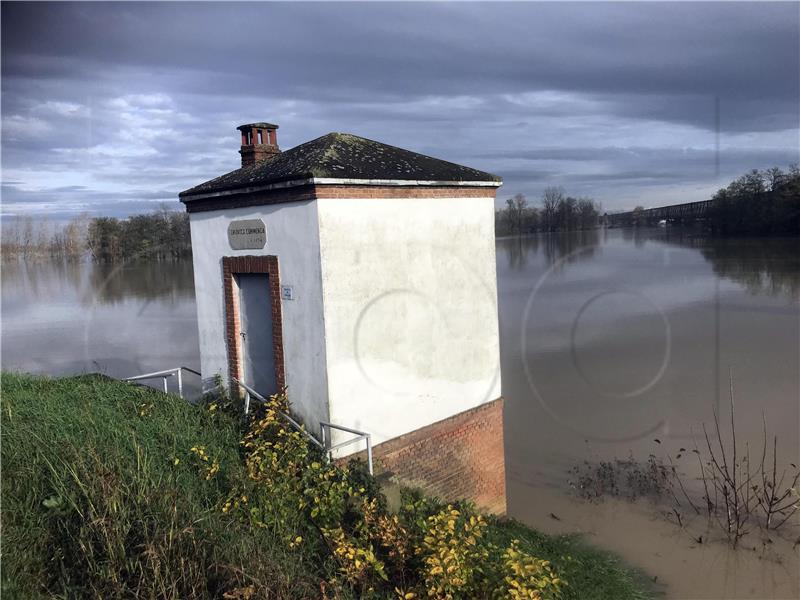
(316, 196, 502, 450)
(188, 201, 330, 428)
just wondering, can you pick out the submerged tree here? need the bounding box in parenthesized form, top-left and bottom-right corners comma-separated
(540, 186, 563, 232)
(86, 209, 191, 261)
(495, 187, 600, 235)
(500, 193, 539, 234)
(4, 207, 193, 262)
(2, 214, 89, 260)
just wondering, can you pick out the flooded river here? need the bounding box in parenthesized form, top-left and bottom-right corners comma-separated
(3, 228, 799, 598)
(498, 229, 799, 599)
(1, 259, 202, 395)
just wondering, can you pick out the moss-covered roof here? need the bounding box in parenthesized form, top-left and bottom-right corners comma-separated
(179, 132, 501, 199)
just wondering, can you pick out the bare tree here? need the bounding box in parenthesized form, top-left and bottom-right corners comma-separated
(62, 214, 89, 258)
(20, 216, 34, 256)
(2, 216, 22, 256)
(577, 197, 601, 229)
(765, 167, 786, 192)
(541, 186, 564, 232)
(505, 193, 528, 234)
(35, 218, 50, 253)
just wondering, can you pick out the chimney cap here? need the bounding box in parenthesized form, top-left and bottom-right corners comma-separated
(237, 122, 279, 131)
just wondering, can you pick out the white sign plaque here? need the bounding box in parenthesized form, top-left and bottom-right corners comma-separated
(227, 219, 266, 250)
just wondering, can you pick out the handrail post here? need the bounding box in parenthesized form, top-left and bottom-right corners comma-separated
(319, 421, 373, 475)
(366, 434, 373, 475)
(123, 367, 200, 399)
(322, 424, 329, 464)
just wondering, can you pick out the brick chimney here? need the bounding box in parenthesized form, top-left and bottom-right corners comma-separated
(237, 122, 279, 167)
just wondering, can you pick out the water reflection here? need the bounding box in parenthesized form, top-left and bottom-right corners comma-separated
(500, 228, 800, 302)
(1, 258, 199, 387)
(498, 228, 799, 599)
(1, 259, 195, 306)
(499, 228, 798, 456)
(1, 258, 85, 306)
(87, 260, 195, 304)
(498, 229, 601, 271)
(659, 233, 800, 300)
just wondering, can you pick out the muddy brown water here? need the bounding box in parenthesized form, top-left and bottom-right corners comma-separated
(3, 228, 799, 598)
(499, 229, 799, 599)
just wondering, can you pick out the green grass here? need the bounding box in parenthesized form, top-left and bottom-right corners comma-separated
(1, 372, 653, 599)
(1, 372, 322, 599)
(486, 519, 654, 600)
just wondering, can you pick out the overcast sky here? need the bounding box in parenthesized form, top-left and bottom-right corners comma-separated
(2, 1, 798, 219)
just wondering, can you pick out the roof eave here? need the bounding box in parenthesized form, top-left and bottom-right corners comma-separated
(180, 177, 502, 203)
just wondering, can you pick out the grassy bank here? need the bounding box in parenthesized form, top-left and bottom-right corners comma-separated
(1, 373, 652, 599)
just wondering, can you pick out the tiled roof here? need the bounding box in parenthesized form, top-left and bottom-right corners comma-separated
(179, 132, 501, 199)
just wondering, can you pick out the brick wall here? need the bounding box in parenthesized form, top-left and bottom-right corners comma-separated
(357, 398, 506, 514)
(312, 185, 497, 199)
(239, 144, 280, 167)
(184, 184, 496, 212)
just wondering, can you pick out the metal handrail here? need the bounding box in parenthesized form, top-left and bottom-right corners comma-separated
(232, 378, 324, 450)
(232, 378, 372, 474)
(124, 366, 201, 398)
(320, 421, 373, 475)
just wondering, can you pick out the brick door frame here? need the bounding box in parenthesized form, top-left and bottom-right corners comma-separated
(222, 255, 285, 393)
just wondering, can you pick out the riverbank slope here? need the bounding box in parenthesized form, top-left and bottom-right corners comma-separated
(1, 372, 654, 599)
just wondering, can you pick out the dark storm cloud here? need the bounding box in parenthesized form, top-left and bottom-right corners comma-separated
(2, 1, 798, 215)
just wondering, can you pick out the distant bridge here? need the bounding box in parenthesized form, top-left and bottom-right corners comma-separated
(604, 199, 713, 227)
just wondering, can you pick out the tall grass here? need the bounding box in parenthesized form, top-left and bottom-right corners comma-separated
(1, 373, 320, 599)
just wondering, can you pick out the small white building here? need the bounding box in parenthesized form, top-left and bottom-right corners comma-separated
(181, 122, 506, 511)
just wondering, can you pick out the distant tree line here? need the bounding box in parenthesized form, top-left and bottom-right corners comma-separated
(87, 209, 191, 261)
(2, 208, 191, 261)
(2, 214, 89, 259)
(706, 165, 800, 235)
(607, 165, 799, 233)
(496, 187, 602, 235)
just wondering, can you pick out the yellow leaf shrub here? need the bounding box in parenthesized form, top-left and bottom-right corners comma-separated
(219, 391, 566, 599)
